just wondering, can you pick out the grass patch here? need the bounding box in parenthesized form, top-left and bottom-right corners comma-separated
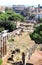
(8, 38, 14, 42)
(0, 59, 2, 65)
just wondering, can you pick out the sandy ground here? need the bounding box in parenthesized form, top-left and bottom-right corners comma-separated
(10, 32, 35, 52)
(8, 32, 35, 62)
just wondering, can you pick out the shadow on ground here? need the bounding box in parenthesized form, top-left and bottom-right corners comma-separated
(12, 62, 33, 65)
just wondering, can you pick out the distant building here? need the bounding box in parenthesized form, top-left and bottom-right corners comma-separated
(35, 4, 42, 13)
(34, 4, 42, 19)
(38, 4, 42, 13)
(12, 5, 25, 14)
(28, 6, 35, 13)
(25, 6, 36, 14)
(12, 5, 42, 20)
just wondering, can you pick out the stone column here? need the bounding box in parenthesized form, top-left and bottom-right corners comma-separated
(22, 52, 25, 65)
(5, 36, 7, 55)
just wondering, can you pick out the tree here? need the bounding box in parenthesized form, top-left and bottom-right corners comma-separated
(39, 18, 42, 23)
(8, 13, 24, 22)
(29, 14, 35, 20)
(4, 21, 16, 32)
(0, 9, 24, 32)
(30, 23, 42, 44)
(0, 9, 24, 22)
(0, 13, 8, 21)
(0, 21, 16, 32)
(5, 7, 13, 13)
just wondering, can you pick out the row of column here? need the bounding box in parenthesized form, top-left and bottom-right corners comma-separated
(1, 36, 7, 57)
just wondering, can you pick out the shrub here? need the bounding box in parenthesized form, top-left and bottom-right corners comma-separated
(0, 27, 5, 32)
(30, 23, 42, 44)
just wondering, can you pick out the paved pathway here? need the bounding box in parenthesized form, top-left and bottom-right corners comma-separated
(28, 50, 42, 65)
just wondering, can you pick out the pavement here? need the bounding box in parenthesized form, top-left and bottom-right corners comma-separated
(28, 50, 42, 65)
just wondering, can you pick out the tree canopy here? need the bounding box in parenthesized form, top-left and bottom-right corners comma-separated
(30, 23, 42, 44)
(0, 9, 24, 21)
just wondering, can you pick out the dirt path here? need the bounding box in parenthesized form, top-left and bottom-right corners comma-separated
(2, 53, 9, 65)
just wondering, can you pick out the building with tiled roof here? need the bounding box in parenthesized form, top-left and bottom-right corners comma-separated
(0, 6, 5, 13)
